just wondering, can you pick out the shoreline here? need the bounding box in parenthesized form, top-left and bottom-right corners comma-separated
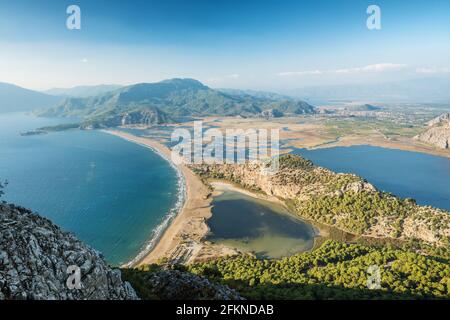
(103, 130, 221, 267)
(104, 130, 321, 266)
(103, 128, 449, 267)
(210, 180, 327, 239)
(289, 136, 450, 159)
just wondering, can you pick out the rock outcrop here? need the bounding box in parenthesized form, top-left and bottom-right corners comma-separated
(427, 112, 450, 127)
(0, 203, 138, 300)
(123, 268, 243, 300)
(415, 111, 450, 149)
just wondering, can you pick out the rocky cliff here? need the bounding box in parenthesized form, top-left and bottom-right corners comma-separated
(191, 154, 450, 246)
(415, 111, 450, 149)
(122, 267, 243, 300)
(0, 203, 138, 300)
(0, 202, 243, 300)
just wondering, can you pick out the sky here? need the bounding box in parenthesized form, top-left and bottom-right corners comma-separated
(0, 0, 449, 91)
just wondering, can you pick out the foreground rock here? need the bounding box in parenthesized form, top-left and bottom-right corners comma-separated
(0, 203, 138, 300)
(122, 267, 243, 300)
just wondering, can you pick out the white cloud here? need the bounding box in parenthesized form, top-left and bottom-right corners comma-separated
(416, 67, 450, 74)
(206, 74, 240, 83)
(277, 70, 323, 76)
(335, 63, 406, 74)
(81, 58, 88, 63)
(278, 63, 406, 77)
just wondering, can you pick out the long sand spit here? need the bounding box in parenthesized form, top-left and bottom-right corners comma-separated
(104, 130, 216, 266)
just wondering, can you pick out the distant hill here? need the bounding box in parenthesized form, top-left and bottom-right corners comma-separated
(44, 84, 123, 98)
(287, 77, 450, 103)
(0, 82, 61, 113)
(38, 78, 316, 128)
(218, 88, 292, 101)
(345, 104, 382, 112)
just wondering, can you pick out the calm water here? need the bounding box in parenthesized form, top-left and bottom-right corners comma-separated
(293, 145, 450, 211)
(207, 188, 316, 258)
(0, 113, 180, 265)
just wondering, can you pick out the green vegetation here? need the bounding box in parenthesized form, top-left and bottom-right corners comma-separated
(279, 153, 313, 169)
(277, 154, 362, 191)
(80, 106, 172, 128)
(37, 123, 80, 132)
(193, 154, 449, 245)
(20, 123, 80, 136)
(294, 191, 414, 235)
(121, 265, 162, 300)
(322, 117, 425, 141)
(293, 190, 448, 241)
(37, 78, 316, 127)
(188, 240, 450, 299)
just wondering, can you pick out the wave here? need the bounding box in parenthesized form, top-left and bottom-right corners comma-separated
(119, 138, 186, 268)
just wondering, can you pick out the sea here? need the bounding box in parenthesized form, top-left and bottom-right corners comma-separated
(0, 113, 182, 266)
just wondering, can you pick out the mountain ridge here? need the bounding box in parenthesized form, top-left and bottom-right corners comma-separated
(0, 82, 61, 113)
(37, 78, 316, 128)
(44, 84, 123, 98)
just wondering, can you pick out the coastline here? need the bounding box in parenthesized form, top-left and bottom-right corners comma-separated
(104, 127, 449, 267)
(104, 130, 320, 266)
(289, 135, 450, 159)
(101, 130, 350, 266)
(103, 130, 237, 267)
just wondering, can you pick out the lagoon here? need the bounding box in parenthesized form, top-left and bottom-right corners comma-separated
(207, 186, 316, 258)
(292, 145, 450, 211)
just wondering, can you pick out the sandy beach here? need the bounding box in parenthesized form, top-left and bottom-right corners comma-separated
(210, 180, 287, 207)
(104, 130, 238, 266)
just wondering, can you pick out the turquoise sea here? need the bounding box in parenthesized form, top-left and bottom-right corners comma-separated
(0, 113, 181, 266)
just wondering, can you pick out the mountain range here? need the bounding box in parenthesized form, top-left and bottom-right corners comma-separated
(37, 78, 316, 128)
(44, 84, 123, 98)
(0, 82, 61, 113)
(286, 77, 450, 103)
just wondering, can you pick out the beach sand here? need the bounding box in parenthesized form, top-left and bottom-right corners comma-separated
(104, 130, 238, 266)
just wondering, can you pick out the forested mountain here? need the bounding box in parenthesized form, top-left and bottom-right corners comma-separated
(37, 78, 316, 128)
(44, 84, 123, 98)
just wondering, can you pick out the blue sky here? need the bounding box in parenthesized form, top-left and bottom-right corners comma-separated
(0, 0, 449, 90)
